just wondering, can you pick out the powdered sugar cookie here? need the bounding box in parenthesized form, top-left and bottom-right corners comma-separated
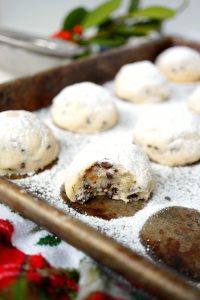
(64, 141, 154, 203)
(156, 46, 200, 82)
(133, 106, 200, 166)
(188, 86, 200, 114)
(51, 82, 118, 133)
(114, 61, 170, 103)
(0, 110, 59, 176)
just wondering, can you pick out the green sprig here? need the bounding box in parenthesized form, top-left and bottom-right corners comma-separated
(61, 0, 187, 51)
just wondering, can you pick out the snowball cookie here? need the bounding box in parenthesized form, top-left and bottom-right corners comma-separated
(64, 141, 154, 203)
(188, 86, 200, 114)
(51, 82, 118, 133)
(114, 60, 170, 103)
(156, 46, 200, 82)
(133, 106, 200, 166)
(0, 110, 59, 176)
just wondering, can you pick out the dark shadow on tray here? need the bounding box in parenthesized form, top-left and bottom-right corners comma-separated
(61, 185, 150, 220)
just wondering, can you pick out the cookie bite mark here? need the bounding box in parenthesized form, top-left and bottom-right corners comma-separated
(64, 141, 154, 203)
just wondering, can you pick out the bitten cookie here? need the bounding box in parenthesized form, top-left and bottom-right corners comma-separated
(188, 86, 200, 115)
(0, 110, 59, 176)
(156, 46, 200, 82)
(133, 106, 200, 166)
(51, 82, 118, 133)
(114, 61, 170, 103)
(64, 141, 154, 203)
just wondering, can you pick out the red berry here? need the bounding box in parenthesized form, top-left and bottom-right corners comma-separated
(73, 25, 83, 35)
(51, 31, 62, 38)
(51, 31, 72, 41)
(61, 31, 72, 40)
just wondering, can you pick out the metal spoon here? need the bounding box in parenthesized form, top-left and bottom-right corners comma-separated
(0, 28, 84, 58)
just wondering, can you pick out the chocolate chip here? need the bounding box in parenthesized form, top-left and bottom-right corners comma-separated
(101, 161, 113, 169)
(165, 196, 171, 201)
(86, 117, 91, 124)
(106, 183, 112, 189)
(83, 182, 91, 190)
(94, 162, 100, 168)
(106, 172, 113, 179)
(170, 147, 180, 152)
(111, 187, 118, 194)
(145, 88, 151, 95)
(171, 67, 179, 73)
(47, 145, 51, 150)
(21, 149, 25, 152)
(127, 193, 138, 200)
(147, 145, 159, 150)
(20, 162, 26, 169)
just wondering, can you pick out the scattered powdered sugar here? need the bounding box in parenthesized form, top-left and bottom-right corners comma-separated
(156, 46, 200, 70)
(0, 110, 49, 144)
(12, 79, 200, 272)
(52, 82, 114, 109)
(134, 104, 200, 139)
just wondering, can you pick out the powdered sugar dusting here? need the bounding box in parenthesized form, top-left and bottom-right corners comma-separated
(12, 79, 200, 278)
(53, 81, 115, 112)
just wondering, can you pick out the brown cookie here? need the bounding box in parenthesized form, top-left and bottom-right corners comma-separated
(140, 206, 200, 280)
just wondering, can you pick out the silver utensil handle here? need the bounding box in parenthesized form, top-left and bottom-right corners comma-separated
(0, 28, 84, 57)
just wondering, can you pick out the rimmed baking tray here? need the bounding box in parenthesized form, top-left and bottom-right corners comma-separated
(0, 35, 200, 299)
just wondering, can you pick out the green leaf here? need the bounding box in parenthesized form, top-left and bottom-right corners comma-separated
(99, 17, 113, 29)
(82, 0, 121, 29)
(37, 234, 61, 246)
(132, 6, 176, 20)
(62, 7, 88, 30)
(129, 0, 140, 12)
(132, 22, 162, 35)
(114, 20, 161, 36)
(90, 36, 125, 47)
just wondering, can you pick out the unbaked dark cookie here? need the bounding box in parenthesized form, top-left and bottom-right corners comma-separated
(140, 206, 200, 280)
